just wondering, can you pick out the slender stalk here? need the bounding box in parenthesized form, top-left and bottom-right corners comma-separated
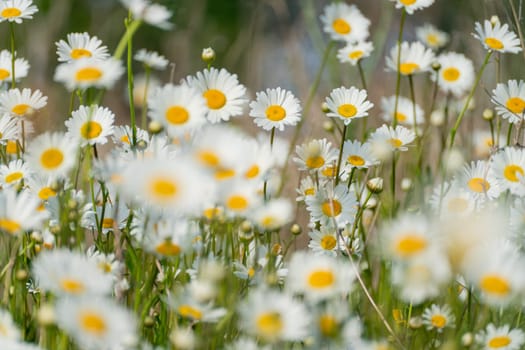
(506, 122, 513, 146)
(113, 19, 142, 60)
(125, 18, 138, 146)
(391, 153, 397, 217)
(449, 51, 492, 148)
(141, 65, 151, 130)
(263, 127, 276, 201)
(335, 124, 347, 185)
(508, 0, 525, 61)
(392, 9, 407, 129)
(8, 22, 16, 89)
(407, 75, 419, 138)
(357, 60, 369, 139)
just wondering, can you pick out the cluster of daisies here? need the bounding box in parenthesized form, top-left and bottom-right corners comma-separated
(0, 0, 524, 349)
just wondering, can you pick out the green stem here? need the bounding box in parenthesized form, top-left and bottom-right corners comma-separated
(335, 124, 348, 185)
(449, 51, 492, 148)
(407, 74, 419, 138)
(357, 60, 368, 139)
(263, 127, 276, 201)
(506, 122, 513, 146)
(125, 19, 138, 146)
(9, 22, 15, 89)
(392, 9, 407, 129)
(391, 153, 397, 217)
(141, 66, 151, 130)
(113, 19, 142, 60)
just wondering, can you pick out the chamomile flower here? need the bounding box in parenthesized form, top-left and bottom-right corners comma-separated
(56, 32, 109, 62)
(491, 80, 525, 124)
(25, 173, 57, 201)
(168, 294, 226, 323)
(186, 68, 247, 123)
(416, 23, 449, 49)
(0, 88, 47, 118)
(148, 83, 207, 138)
(308, 225, 342, 257)
(55, 297, 136, 350)
(54, 57, 124, 91)
(65, 105, 115, 146)
(0, 159, 31, 187)
(0, 0, 38, 23)
(120, 0, 172, 30)
(142, 218, 195, 258)
(390, 0, 435, 15)
(490, 147, 525, 196)
(249, 87, 301, 131)
(86, 246, 123, 281)
(0, 189, 47, 236)
(248, 198, 293, 231)
(475, 324, 525, 350)
(428, 182, 476, 218)
(0, 50, 29, 84)
(296, 176, 318, 202)
(287, 251, 354, 302)
(238, 287, 311, 343)
(455, 160, 501, 202)
(473, 20, 522, 54)
(386, 41, 435, 75)
(368, 124, 416, 152)
(433, 52, 474, 97)
(220, 180, 261, 216)
(380, 95, 424, 125)
(294, 138, 338, 172)
(134, 49, 168, 70)
(337, 41, 374, 65)
(325, 86, 373, 125)
(341, 140, 377, 171)
(306, 184, 358, 229)
(32, 249, 114, 296)
(26, 132, 77, 179)
(320, 3, 370, 43)
(0, 308, 20, 340)
(421, 304, 455, 332)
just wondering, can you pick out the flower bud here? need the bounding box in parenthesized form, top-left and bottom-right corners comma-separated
(367, 177, 384, 194)
(482, 108, 494, 121)
(201, 47, 216, 64)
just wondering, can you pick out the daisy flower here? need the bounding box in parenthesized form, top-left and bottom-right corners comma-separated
(0, 159, 31, 187)
(368, 124, 416, 152)
(325, 86, 373, 125)
(134, 48, 168, 70)
(320, 3, 370, 43)
(491, 80, 525, 124)
(220, 180, 261, 216)
(248, 198, 293, 231)
(54, 57, 124, 91)
(416, 23, 449, 49)
(454, 160, 501, 202)
(286, 251, 354, 302)
(238, 287, 311, 343)
(186, 68, 247, 123)
(65, 105, 115, 146)
(0, 115, 20, 143)
(168, 294, 226, 323)
(0, 308, 21, 340)
(435, 52, 475, 97)
(380, 95, 424, 125)
(25, 132, 77, 179)
(32, 249, 114, 296)
(421, 304, 455, 332)
(390, 0, 435, 15)
(337, 41, 374, 66)
(0, 0, 38, 23)
(142, 218, 195, 258)
(0, 189, 47, 236)
(0, 340, 41, 350)
(428, 182, 476, 218)
(0, 88, 47, 118)
(0, 50, 29, 84)
(56, 32, 109, 62)
(120, 0, 172, 30)
(342, 139, 377, 171)
(296, 176, 317, 202)
(475, 324, 525, 350)
(308, 225, 342, 257)
(111, 125, 149, 151)
(249, 87, 301, 131)
(386, 41, 435, 75)
(306, 184, 358, 228)
(55, 297, 136, 350)
(294, 138, 338, 172)
(473, 20, 522, 54)
(490, 147, 525, 196)
(86, 246, 124, 281)
(147, 83, 207, 138)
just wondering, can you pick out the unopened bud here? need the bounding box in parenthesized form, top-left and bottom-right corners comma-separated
(490, 15, 500, 27)
(148, 120, 163, 135)
(201, 47, 216, 64)
(401, 178, 412, 191)
(482, 108, 494, 121)
(38, 304, 56, 326)
(290, 223, 302, 235)
(430, 110, 445, 126)
(240, 220, 252, 233)
(461, 332, 473, 347)
(367, 177, 384, 194)
(136, 139, 148, 151)
(321, 102, 330, 113)
(15, 269, 28, 281)
(431, 61, 441, 71)
(409, 316, 422, 329)
(323, 120, 335, 133)
(143, 316, 155, 327)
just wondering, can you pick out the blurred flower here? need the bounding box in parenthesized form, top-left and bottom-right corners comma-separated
(26, 132, 77, 180)
(380, 95, 424, 125)
(120, 0, 172, 30)
(56, 32, 109, 62)
(386, 41, 435, 75)
(390, 0, 435, 15)
(336, 41, 374, 65)
(421, 304, 455, 332)
(0, 50, 29, 84)
(294, 138, 338, 172)
(54, 58, 124, 91)
(320, 3, 370, 43)
(0, 159, 31, 187)
(0, 88, 47, 118)
(368, 124, 415, 153)
(134, 49, 168, 70)
(416, 23, 449, 49)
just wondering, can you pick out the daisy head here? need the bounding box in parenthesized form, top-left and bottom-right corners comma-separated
(0, 88, 47, 118)
(455, 160, 501, 202)
(368, 124, 416, 153)
(26, 132, 77, 180)
(0, 188, 47, 236)
(421, 304, 455, 333)
(386, 41, 435, 75)
(65, 105, 115, 146)
(305, 184, 358, 229)
(249, 87, 301, 131)
(54, 57, 124, 91)
(120, 0, 172, 30)
(0, 159, 31, 187)
(490, 147, 525, 196)
(56, 32, 109, 63)
(0, 0, 38, 23)
(435, 52, 475, 97)
(473, 20, 522, 54)
(186, 67, 247, 123)
(416, 23, 449, 49)
(248, 198, 293, 231)
(390, 0, 435, 15)
(0, 50, 29, 84)
(320, 3, 370, 43)
(134, 48, 168, 70)
(475, 324, 525, 350)
(491, 80, 525, 124)
(308, 225, 342, 257)
(325, 86, 373, 125)
(342, 139, 378, 170)
(294, 138, 338, 172)
(380, 95, 424, 126)
(337, 41, 374, 66)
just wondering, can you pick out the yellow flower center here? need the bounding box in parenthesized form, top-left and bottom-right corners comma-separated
(5, 171, 22, 183)
(321, 199, 342, 217)
(447, 197, 469, 212)
(203, 89, 226, 110)
(467, 177, 490, 193)
(156, 241, 181, 256)
(256, 312, 283, 338)
(395, 112, 407, 122)
(399, 62, 420, 75)
(165, 106, 189, 125)
(506, 97, 525, 114)
(203, 207, 221, 219)
(0, 219, 21, 234)
(1, 8, 21, 18)
(71, 48, 92, 60)
(120, 135, 130, 144)
(349, 50, 363, 60)
(319, 314, 338, 337)
(480, 274, 510, 296)
(347, 155, 365, 166)
(321, 165, 336, 177)
(307, 269, 335, 288)
(320, 235, 337, 250)
(12, 104, 30, 116)
(197, 150, 220, 167)
(485, 37, 504, 50)
(214, 168, 235, 180)
(261, 216, 276, 228)
(60, 278, 85, 294)
(442, 67, 460, 82)
(488, 336, 511, 348)
(0, 69, 9, 80)
(38, 187, 56, 200)
(40, 148, 64, 170)
(80, 121, 103, 139)
(227, 195, 248, 211)
(304, 187, 315, 196)
(75, 67, 103, 82)
(389, 138, 403, 148)
(337, 103, 357, 118)
(245, 165, 260, 179)
(178, 305, 202, 320)
(150, 178, 178, 200)
(5, 140, 17, 154)
(504, 164, 524, 182)
(80, 311, 107, 335)
(427, 33, 439, 46)
(305, 156, 325, 169)
(431, 315, 447, 329)
(395, 234, 427, 257)
(265, 105, 286, 121)
(400, 0, 416, 4)
(102, 218, 114, 229)
(332, 18, 351, 35)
